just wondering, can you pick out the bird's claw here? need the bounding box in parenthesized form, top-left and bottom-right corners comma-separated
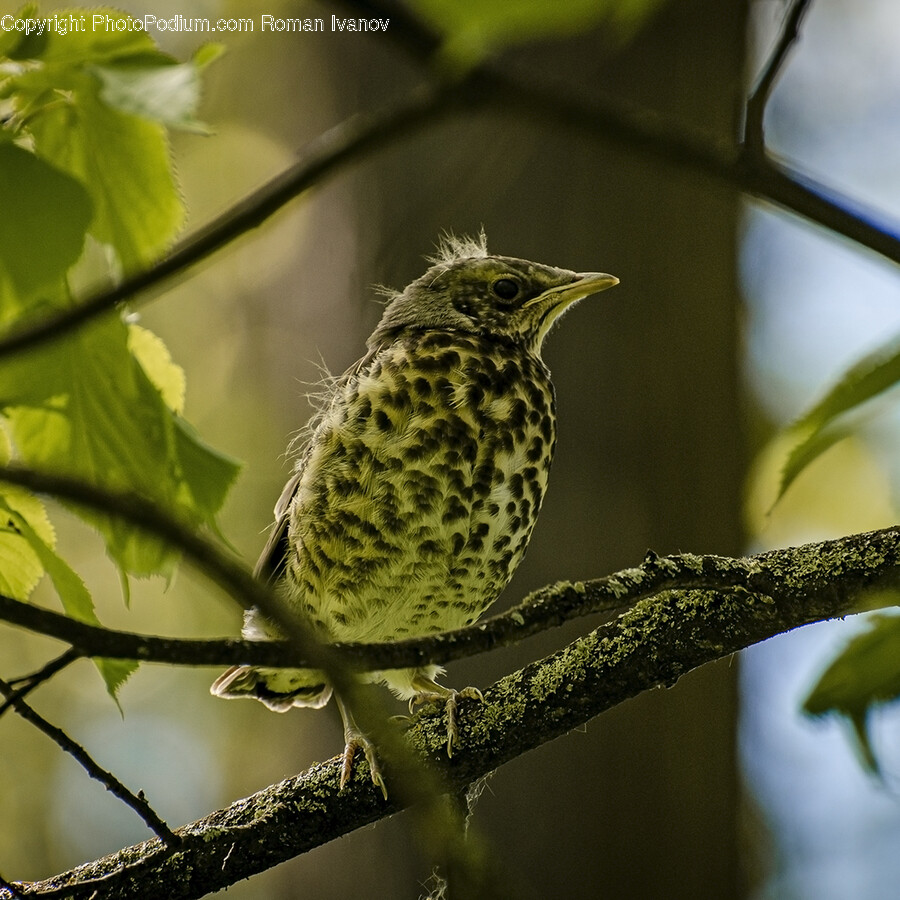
(340, 732, 387, 800)
(409, 686, 484, 757)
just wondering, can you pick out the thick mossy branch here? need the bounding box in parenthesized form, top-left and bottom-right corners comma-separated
(12, 525, 900, 899)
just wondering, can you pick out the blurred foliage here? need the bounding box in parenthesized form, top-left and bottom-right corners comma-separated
(804, 609, 900, 773)
(773, 329, 900, 508)
(0, 8, 235, 695)
(407, 0, 668, 67)
(763, 327, 900, 765)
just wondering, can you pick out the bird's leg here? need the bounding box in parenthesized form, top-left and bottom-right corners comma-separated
(335, 695, 387, 799)
(408, 674, 484, 757)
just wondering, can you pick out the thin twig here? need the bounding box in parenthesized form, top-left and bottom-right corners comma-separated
(0, 648, 81, 717)
(0, 676, 182, 848)
(745, 0, 814, 154)
(0, 554, 751, 669)
(1, 523, 898, 676)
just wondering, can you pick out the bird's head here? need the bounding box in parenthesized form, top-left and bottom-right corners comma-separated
(369, 235, 618, 355)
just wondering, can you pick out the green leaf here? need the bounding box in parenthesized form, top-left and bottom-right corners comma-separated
(94, 656, 138, 703)
(24, 71, 184, 273)
(16, 8, 166, 66)
(408, 0, 666, 68)
(0, 487, 133, 700)
(0, 8, 237, 592)
(127, 323, 185, 414)
(172, 416, 242, 520)
(0, 5, 37, 58)
(3, 8, 188, 273)
(775, 332, 900, 506)
(0, 314, 241, 578)
(0, 142, 93, 323)
(92, 44, 224, 132)
(0, 492, 52, 600)
(804, 610, 900, 773)
(5, 498, 138, 698)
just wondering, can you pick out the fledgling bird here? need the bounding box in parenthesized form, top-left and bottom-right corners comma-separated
(212, 234, 618, 794)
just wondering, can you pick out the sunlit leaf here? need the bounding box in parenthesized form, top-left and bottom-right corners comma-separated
(7, 500, 138, 698)
(0, 315, 241, 577)
(775, 331, 900, 507)
(92, 43, 224, 132)
(804, 609, 900, 773)
(0, 498, 49, 600)
(4, 8, 188, 273)
(128, 323, 185, 414)
(408, 0, 667, 67)
(0, 7, 229, 705)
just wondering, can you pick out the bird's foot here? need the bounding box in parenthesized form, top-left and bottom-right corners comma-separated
(410, 685, 484, 757)
(336, 696, 387, 799)
(340, 729, 387, 799)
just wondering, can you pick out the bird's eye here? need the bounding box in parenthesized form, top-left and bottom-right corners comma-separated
(492, 278, 520, 301)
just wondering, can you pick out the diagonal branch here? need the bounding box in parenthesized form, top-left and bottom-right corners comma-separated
(0, 676, 181, 849)
(0, 550, 750, 668)
(2, 1, 899, 363)
(11, 522, 898, 898)
(0, 80, 451, 360)
(1, 489, 898, 675)
(745, 0, 814, 154)
(0, 648, 81, 717)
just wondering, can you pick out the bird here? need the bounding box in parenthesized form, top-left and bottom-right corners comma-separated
(211, 234, 618, 795)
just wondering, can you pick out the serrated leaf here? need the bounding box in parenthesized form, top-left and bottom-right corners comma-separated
(0, 487, 55, 599)
(24, 71, 184, 273)
(804, 610, 900, 773)
(0, 513, 45, 599)
(0, 9, 237, 594)
(95, 656, 138, 703)
(408, 0, 666, 67)
(128, 323, 185, 414)
(172, 416, 242, 520)
(7, 500, 138, 699)
(775, 332, 900, 506)
(0, 314, 241, 579)
(0, 142, 92, 322)
(4, 500, 88, 618)
(4, 9, 185, 273)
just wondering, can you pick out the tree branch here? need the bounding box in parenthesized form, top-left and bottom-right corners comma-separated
(4, 516, 900, 673)
(0, 649, 81, 717)
(745, 0, 813, 154)
(2, 0, 900, 363)
(0, 80, 451, 360)
(0, 677, 181, 849)
(10, 523, 898, 898)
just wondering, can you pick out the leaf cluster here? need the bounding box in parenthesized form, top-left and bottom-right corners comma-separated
(0, 7, 235, 695)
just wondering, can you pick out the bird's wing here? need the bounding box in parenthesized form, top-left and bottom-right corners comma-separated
(253, 469, 302, 583)
(252, 346, 380, 585)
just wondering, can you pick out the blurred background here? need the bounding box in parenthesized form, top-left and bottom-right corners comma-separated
(3, 0, 900, 897)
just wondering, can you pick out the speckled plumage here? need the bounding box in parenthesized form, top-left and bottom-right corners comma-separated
(212, 235, 617, 791)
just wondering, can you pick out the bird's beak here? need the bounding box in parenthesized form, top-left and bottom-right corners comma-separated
(523, 271, 619, 308)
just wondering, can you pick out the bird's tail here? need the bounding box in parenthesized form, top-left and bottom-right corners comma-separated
(210, 665, 333, 712)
